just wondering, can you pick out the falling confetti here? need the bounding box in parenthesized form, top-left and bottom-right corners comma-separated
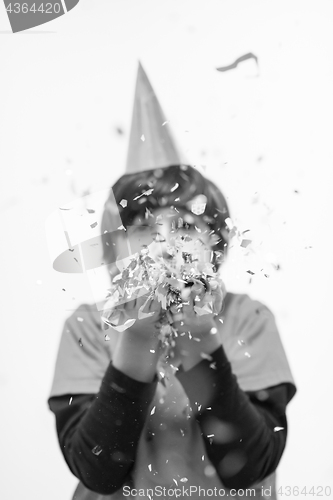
(92, 445, 103, 456)
(104, 334, 110, 341)
(216, 52, 259, 72)
(148, 464, 152, 472)
(87, 208, 95, 214)
(90, 222, 98, 229)
(69, 397, 73, 405)
(180, 478, 188, 483)
(119, 199, 128, 208)
(274, 426, 285, 432)
(141, 134, 145, 142)
(170, 183, 179, 192)
(244, 352, 251, 358)
(150, 406, 156, 415)
(77, 317, 84, 322)
(210, 327, 218, 335)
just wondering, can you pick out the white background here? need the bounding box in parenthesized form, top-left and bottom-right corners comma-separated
(0, 1, 332, 498)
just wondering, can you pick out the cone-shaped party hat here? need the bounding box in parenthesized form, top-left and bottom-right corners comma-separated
(125, 62, 186, 173)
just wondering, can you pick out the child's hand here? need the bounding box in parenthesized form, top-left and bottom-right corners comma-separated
(170, 279, 225, 370)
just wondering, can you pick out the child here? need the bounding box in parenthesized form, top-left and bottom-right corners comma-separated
(48, 65, 296, 500)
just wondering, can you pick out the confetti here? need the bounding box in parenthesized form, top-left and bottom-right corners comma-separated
(148, 464, 152, 472)
(150, 406, 156, 415)
(246, 270, 255, 275)
(77, 317, 84, 322)
(87, 208, 95, 214)
(274, 427, 285, 432)
(170, 183, 179, 192)
(244, 352, 251, 358)
(69, 397, 73, 405)
(141, 134, 145, 142)
(90, 222, 98, 229)
(92, 445, 103, 456)
(101, 231, 222, 346)
(119, 199, 128, 208)
(216, 52, 258, 72)
(104, 334, 110, 341)
(210, 327, 218, 335)
(180, 478, 188, 483)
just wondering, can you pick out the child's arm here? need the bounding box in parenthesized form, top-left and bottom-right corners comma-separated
(177, 345, 294, 489)
(48, 362, 157, 495)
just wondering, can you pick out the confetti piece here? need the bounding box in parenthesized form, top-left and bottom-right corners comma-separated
(77, 317, 84, 322)
(170, 183, 179, 192)
(90, 222, 98, 229)
(62, 288, 66, 291)
(162, 121, 168, 126)
(148, 464, 152, 471)
(210, 327, 218, 335)
(207, 434, 214, 438)
(202, 455, 205, 461)
(218, 318, 224, 324)
(180, 478, 188, 483)
(274, 427, 285, 432)
(87, 208, 95, 214)
(245, 352, 251, 358)
(104, 334, 110, 341)
(150, 406, 156, 415)
(200, 352, 213, 361)
(237, 339, 245, 346)
(204, 465, 216, 477)
(119, 199, 128, 208)
(141, 134, 145, 142)
(240, 239, 252, 248)
(117, 225, 126, 231)
(69, 397, 73, 405)
(246, 270, 255, 275)
(216, 52, 258, 72)
(92, 445, 103, 456)
(173, 479, 178, 486)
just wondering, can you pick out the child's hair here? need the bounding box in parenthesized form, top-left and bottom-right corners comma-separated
(101, 165, 230, 270)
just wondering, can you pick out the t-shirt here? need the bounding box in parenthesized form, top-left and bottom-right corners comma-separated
(49, 292, 296, 500)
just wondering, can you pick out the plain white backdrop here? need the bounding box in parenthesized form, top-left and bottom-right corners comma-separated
(0, 1, 332, 498)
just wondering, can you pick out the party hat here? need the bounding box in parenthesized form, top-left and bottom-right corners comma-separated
(125, 62, 186, 173)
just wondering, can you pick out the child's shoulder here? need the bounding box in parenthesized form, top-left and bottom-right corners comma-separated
(223, 291, 273, 317)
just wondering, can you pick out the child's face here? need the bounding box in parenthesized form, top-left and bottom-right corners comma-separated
(114, 207, 213, 264)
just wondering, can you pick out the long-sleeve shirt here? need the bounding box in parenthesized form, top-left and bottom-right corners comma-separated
(48, 293, 296, 499)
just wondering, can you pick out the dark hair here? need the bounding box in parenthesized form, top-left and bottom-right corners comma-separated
(101, 165, 230, 270)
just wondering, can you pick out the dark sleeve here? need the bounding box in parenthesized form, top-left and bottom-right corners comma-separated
(48, 362, 157, 495)
(176, 345, 296, 490)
